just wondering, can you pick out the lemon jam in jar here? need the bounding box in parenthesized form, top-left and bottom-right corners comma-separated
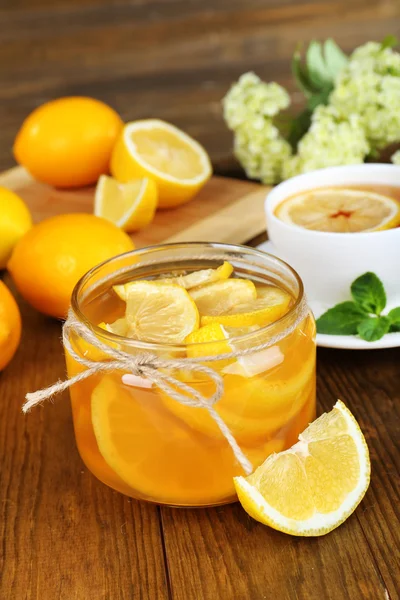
(65, 243, 316, 507)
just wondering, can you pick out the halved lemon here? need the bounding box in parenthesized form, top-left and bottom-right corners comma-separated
(120, 280, 199, 344)
(275, 188, 400, 233)
(110, 119, 212, 208)
(201, 285, 291, 327)
(234, 400, 370, 536)
(190, 279, 257, 317)
(94, 175, 158, 232)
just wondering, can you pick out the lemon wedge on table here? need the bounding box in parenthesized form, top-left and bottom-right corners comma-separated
(110, 119, 212, 208)
(94, 175, 158, 232)
(275, 188, 400, 233)
(112, 281, 199, 344)
(234, 400, 370, 536)
(201, 285, 291, 327)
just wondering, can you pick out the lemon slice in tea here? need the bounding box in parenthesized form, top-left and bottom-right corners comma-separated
(234, 400, 370, 536)
(275, 188, 400, 232)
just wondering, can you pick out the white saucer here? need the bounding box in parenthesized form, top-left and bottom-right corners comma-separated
(257, 241, 400, 350)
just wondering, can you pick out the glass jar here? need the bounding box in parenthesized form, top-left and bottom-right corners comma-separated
(65, 243, 316, 507)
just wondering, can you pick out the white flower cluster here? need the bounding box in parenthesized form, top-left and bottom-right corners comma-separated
(223, 42, 400, 183)
(282, 106, 370, 179)
(330, 42, 400, 151)
(222, 72, 292, 184)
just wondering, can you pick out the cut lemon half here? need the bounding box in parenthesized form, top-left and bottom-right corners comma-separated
(234, 400, 370, 536)
(94, 175, 158, 232)
(110, 119, 212, 208)
(120, 281, 199, 344)
(201, 285, 291, 327)
(190, 279, 256, 317)
(275, 188, 400, 233)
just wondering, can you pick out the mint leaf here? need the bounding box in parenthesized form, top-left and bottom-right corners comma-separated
(323, 39, 348, 79)
(357, 316, 391, 341)
(317, 302, 368, 335)
(306, 41, 331, 89)
(388, 306, 400, 332)
(351, 272, 386, 315)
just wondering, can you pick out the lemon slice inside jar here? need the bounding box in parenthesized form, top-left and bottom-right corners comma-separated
(189, 279, 257, 316)
(113, 262, 233, 301)
(201, 285, 291, 327)
(110, 281, 199, 344)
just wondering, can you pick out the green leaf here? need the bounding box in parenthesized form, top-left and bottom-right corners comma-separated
(306, 41, 331, 89)
(323, 39, 348, 79)
(288, 109, 312, 150)
(306, 86, 332, 111)
(388, 306, 400, 332)
(316, 301, 368, 335)
(351, 272, 386, 315)
(381, 34, 398, 50)
(357, 316, 391, 342)
(292, 50, 318, 97)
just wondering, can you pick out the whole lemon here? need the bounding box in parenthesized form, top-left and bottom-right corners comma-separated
(8, 214, 134, 319)
(13, 97, 123, 188)
(0, 281, 21, 371)
(0, 187, 32, 269)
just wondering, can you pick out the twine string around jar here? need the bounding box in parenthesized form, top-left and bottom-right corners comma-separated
(23, 252, 309, 476)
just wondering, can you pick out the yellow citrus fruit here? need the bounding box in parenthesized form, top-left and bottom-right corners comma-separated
(0, 187, 32, 269)
(189, 279, 257, 317)
(110, 119, 212, 208)
(234, 400, 370, 536)
(94, 175, 158, 232)
(117, 281, 199, 344)
(0, 281, 21, 370)
(8, 213, 134, 319)
(113, 262, 233, 301)
(201, 285, 292, 328)
(275, 188, 400, 233)
(14, 97, 123, 188)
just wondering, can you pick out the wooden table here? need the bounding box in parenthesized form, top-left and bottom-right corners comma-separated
(1, 229, 399, 599)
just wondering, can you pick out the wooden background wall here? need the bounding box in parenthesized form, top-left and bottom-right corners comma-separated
(1, 0, 400, 176)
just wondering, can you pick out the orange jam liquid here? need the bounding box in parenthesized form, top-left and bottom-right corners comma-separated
(65, 272, 316, 507)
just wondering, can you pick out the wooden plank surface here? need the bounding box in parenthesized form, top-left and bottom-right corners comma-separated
(1, 167, 268, 247)
(1, 0, 400, 177)
(0, 231, 399, 598)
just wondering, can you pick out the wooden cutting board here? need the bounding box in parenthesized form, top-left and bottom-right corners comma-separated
(0, 167, 269, 246)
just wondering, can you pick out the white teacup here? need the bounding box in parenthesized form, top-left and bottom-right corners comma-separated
(265, 164, 400, 316)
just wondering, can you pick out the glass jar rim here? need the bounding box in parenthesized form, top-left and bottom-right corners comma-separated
(71, 242, 306, 351)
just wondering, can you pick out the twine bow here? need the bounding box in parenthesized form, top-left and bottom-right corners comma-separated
(24, 296, 309, 476)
